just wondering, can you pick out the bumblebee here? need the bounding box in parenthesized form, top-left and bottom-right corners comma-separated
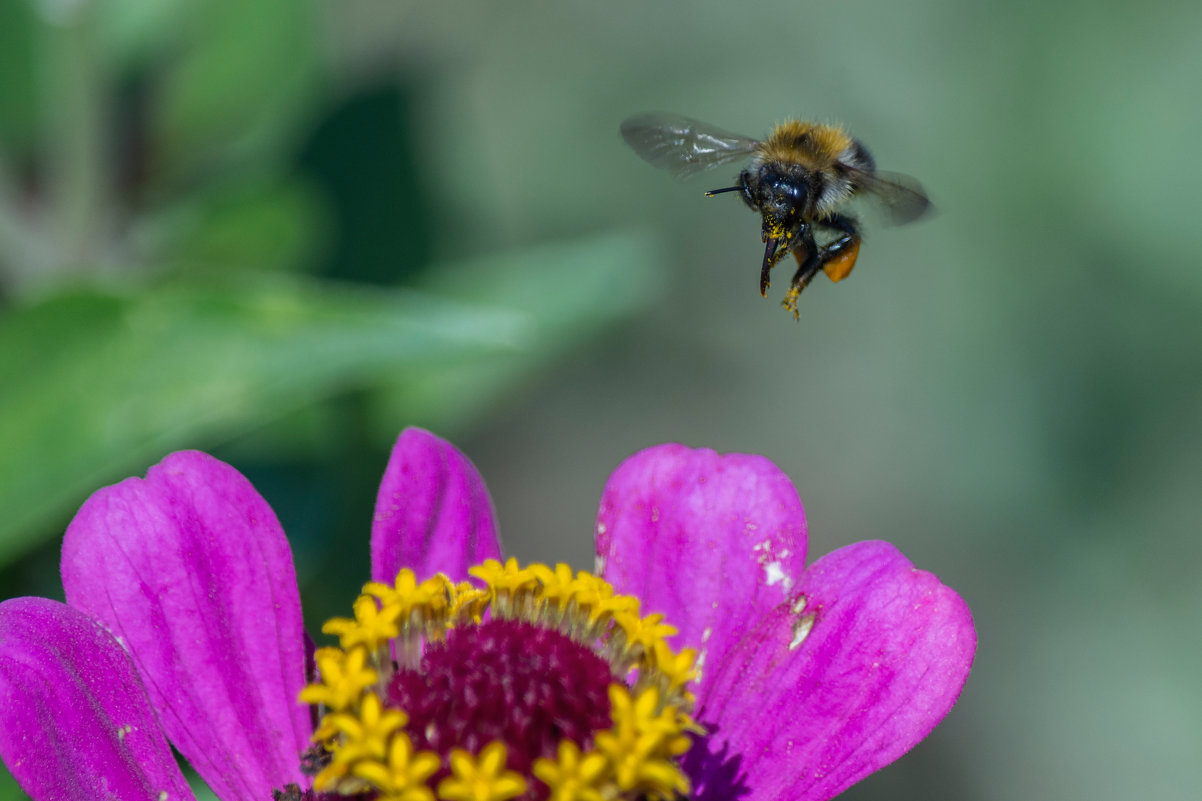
(620, 112, 931, 318)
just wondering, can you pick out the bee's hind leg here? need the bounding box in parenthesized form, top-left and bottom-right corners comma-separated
(818, 214, 862, 283)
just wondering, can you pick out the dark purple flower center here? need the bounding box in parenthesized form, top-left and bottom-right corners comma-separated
(387, 619, 614, 778)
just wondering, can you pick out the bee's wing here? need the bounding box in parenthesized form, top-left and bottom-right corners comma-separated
(848, 168, 932, 226)
(621, 113, 760, 179)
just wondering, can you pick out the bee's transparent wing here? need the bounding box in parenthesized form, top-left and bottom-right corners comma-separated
(620, 113, 760, 179)
(848, 168, 933, 226)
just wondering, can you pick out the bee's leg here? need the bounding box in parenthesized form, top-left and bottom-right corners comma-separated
(819, 214, 862, 283)
(782, 226, 819, 320)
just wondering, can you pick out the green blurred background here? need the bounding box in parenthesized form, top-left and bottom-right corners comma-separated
(2, 1, 1200, 799)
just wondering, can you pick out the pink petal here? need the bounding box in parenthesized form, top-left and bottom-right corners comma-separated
(688, 541, 976, 801)
(61, 451, 311, 801)
(371, 428, 502, 584)
(595, 444, 808, 698)
(0, 597, 196, 801)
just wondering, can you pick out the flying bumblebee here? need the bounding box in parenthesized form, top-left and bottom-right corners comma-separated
(620, 112, 931, 318)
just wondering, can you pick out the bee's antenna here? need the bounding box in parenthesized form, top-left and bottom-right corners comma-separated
(705, 186, 743, 197)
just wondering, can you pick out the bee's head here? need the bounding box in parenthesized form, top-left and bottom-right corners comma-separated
(749, 165, 810, 240)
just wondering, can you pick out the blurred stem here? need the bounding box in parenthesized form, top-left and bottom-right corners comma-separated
(42, 0, 111, 276)
(0, 156, 46, 297)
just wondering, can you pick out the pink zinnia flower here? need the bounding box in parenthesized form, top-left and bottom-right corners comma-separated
(0, 429, 974, 801)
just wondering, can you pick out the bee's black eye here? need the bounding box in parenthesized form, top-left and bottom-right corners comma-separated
(770, 179, 805, 202)
(765, 180, 806, 209)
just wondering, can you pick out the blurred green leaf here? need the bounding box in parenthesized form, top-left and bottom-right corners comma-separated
(0, 0, 37, 152)
(0, 761, 25, 801)
(102, 0, 194, 66)
(153, 0, 322, 178)
(0, 274, 525, 565)
(372, 228, 667, 436)
(188, 770, 219, 801)
(144, 174, 329, 274)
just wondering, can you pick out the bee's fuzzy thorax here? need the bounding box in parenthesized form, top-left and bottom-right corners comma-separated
(757, 120, 856, 172)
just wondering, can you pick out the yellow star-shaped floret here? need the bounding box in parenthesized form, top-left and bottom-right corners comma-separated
(532, 739, 610, 801)
(437, 742, 527, 801)
(314, 692, 408, 789)
(323, 594, 403, 651)
(646, 639, 698, 695)
(353, 732, 441, 801)
(594, 686, 691, 798)
(300, 646, 377, 714)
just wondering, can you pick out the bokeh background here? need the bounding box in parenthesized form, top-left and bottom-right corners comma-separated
(2, 1, 1201, 799)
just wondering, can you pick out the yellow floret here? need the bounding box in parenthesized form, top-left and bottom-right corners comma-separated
(313, 692, 408, 790)
(300, 645, 378, 714)
(469, 558, 542, 617)
(566, 572, 641, 633)
(645, 639, 699, 698)
(593, 686, 691, 799)
(528, 563, 577, 609)
(437, 742, 528, 801)
(353, 732, 441, 801)
(364, 570, 455, 628)
(323, 594, 403, 652)
(450, 581, 492, 624)
(616, 612, 679, 653)
(532, 740, 610, 801)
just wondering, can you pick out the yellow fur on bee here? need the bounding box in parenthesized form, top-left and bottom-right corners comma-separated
(758, 120, 853, 171)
